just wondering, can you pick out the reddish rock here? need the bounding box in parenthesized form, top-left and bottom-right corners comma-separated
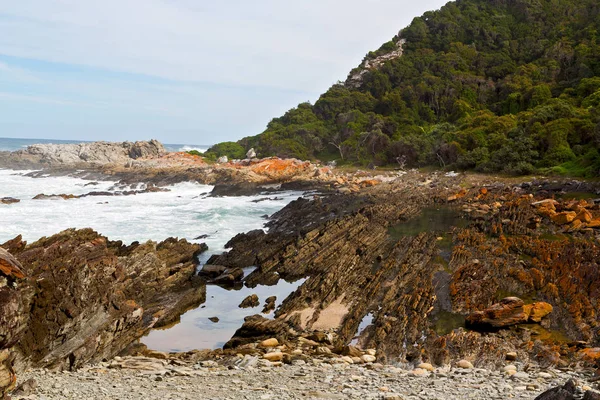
(576, 209, 593, 224)
(466, 297, 553, 330)
(551, 211, 577, 225)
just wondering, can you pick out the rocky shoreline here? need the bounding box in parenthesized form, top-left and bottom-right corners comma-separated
(2, 140, 600, 399)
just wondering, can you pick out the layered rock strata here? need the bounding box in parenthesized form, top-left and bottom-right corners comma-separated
(1, 229, 205, 372)
(208, 173, 600, 368)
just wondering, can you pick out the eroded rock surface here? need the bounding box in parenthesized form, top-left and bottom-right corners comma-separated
(208, 173, 600, 368)
(1, 229, 205, 372)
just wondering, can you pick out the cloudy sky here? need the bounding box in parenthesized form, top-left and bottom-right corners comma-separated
(0, 0, 448, 145)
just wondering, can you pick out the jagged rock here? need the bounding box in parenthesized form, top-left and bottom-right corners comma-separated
(2, 229, 205, 371)
(466, 297, 553, 330)
(262, 296, 277, 314)
(534, 379, 577, 400)
(239, 294, 260, 308)
(0, 249, 27, 398)
(246, 148, 256, 159)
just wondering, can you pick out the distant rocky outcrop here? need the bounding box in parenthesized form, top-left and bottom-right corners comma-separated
(1, 229, 206, 372)
(0, 140, 165, 169)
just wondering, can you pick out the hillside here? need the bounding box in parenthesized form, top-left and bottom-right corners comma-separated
(206, 0, 600, 176)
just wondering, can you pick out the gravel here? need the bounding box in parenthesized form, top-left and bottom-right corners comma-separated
(11, 358, 600, 400)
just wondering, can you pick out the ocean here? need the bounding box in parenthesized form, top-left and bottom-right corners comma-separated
(0, 137, 211, 153)
(0, 167, 303, 352)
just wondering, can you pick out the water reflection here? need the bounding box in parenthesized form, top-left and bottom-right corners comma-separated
(142, 277, 305, 352)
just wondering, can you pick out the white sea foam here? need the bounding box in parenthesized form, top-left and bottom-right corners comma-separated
(179, 145, 208, 153)
(0, 169, 305, 351)
(0, 169, 300, 258)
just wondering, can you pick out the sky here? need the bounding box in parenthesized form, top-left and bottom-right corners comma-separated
(0, 0, 449, 145)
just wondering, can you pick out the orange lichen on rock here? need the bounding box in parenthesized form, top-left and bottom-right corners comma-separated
(523, 302, 553, 322)
(447, 188, 468, 202)
(249, 158, 313, 180)
(551, 211, 577, 225)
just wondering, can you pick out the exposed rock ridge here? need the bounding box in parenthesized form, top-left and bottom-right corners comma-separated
(1, 229, 206, 372)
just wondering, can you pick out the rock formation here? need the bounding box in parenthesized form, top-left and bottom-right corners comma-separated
(1, 229, 206, 371)
(0, 249, 27, 399)
(208, 174, 600, 367)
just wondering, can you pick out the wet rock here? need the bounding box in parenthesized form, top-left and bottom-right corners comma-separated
(199, 264, 227, 278)
(262, 296, 277, 314)
(239, 294, 260, 309)
(224, 315, 290, 349)
(212, 268, 244, 285)
(0, 197, 19, 205)
(208, 317, 219, 323)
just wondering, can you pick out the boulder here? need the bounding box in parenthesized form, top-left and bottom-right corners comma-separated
(198, 264, 227, 278)
(217, 156, 228, 163)
(246, 148, 257, 159)
(551, 211, 577, 225)
(239, 294, 260, 309)
(466, 297, 553, 330)
(262, 296, 277, 314)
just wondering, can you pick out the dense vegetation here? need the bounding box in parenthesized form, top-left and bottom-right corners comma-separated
(207, 0, 600, 176)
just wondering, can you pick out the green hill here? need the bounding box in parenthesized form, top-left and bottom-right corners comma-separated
(207, 0, 600, 176)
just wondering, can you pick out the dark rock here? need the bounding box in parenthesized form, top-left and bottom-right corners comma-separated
(212, 268, 244, 285)
(0, 198, 19, 205)
(210, 183, 276, 197)
(534, 379, 577, 400)
(199, 265, 227, 278)
(584, 391, 600, 400)
(208, 317, 219, 323)
(239, 294, 260, 309)
(262, 296, 277, 314)
(224, 315, 291, 349)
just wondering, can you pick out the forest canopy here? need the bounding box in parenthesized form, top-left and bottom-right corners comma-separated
(207, 0, 600, 176)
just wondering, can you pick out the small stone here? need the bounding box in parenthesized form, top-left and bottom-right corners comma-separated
(417, 363, 434, 372)
(506, 352, 517, 361)
(263, 352, 283, 362)
(341, 356, 354, 364)
(410, 368, 429, 377)
(456, 360, 474, 369)
(208, 316, 219, 323)
(361, 355, 376, 363)
(510, 371, 529, 380)
(503, 365, 517, 372)
(260, 338, 279, 348)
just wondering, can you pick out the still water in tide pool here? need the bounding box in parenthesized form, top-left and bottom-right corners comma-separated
(0, 169, 306, 350)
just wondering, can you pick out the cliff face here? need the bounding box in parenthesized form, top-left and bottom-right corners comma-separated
(1, 229, 206, 372)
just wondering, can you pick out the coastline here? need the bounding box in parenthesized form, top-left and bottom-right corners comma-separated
(2, 140, 600, 399)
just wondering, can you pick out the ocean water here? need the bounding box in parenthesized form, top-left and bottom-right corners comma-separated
(0, 169, 303, 350)
(0, 137, 210, 153)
